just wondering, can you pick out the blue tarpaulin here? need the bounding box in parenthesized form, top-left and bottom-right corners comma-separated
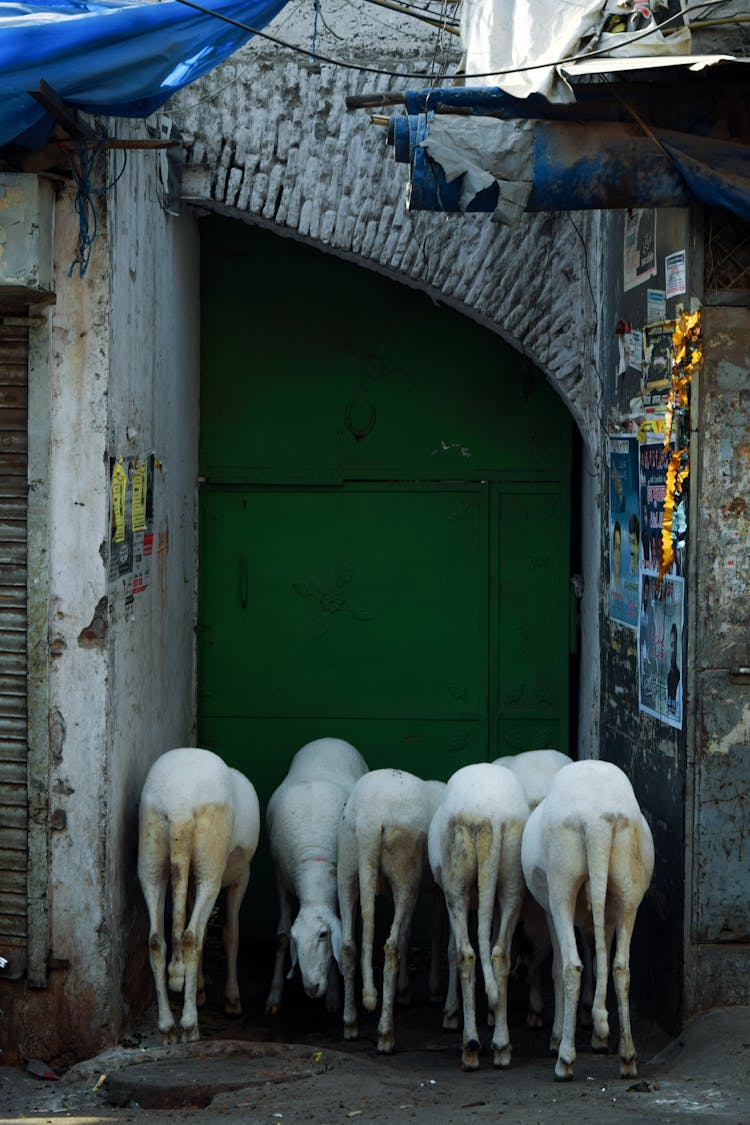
(0, 0, 287, 148)
(384, 79, 750, 222)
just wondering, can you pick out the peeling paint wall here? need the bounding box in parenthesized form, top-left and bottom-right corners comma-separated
(689, 306, 750, 1009)
(1, 135, 200, 1062)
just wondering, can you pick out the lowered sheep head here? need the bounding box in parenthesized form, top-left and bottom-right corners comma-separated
(288, 905, 343, 999)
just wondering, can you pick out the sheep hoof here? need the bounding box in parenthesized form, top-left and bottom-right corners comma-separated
(619, 1055, 638, 1079)
(554, 1056, 575, 1081)
(460, 1043, 480, 1072)
(526, 1010, 544, 1029)
(591, 1032, 610, 1053)
(160, 1026, 178, 1045)
(377, 1034, 395, 1055)
(442, 1013, 460, 1032)
(180, 1025, 200, 1043)
(266, 998, 281, 1017)
(362, 988, 377, 1013)
(224, 997, 242, 1017)
(493, 1044, 511, 1069)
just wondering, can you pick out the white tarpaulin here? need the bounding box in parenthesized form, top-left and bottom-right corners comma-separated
(461, 0, 692, 103)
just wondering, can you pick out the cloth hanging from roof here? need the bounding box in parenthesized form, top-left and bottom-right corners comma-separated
(0, 0, 288, 148)
(460, 0, 692, 103)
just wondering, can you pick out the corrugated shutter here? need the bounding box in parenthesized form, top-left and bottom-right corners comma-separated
(0, 312, 29, 979)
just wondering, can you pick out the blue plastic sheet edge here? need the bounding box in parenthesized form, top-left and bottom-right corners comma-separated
(0, 0, 288, 147)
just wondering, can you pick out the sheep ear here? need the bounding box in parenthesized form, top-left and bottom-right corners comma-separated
(287, 936, 298, 979)
(330, 916, 343, 970)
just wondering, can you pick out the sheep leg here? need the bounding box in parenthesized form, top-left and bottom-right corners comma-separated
(396, 918, 412, 1006)
(442, 928, 460, 1030)
(266, 877, 293, 1015)
(445, 893, 480, 1071)
(547, 916, 563, 1053)
(490, 886, 523, 1069)
(613, 911, 638, 1077)
(358, 845, 379, 1014)
(549, 893, 583, 1082)
(179, 809, 232, 1041)
(378, 874, 420, 1055)
(223, 864, 250, 1016)
(138, 819, 177, 1043)
(337, 843, 360, 1040)
(578, 927, 594, 1027)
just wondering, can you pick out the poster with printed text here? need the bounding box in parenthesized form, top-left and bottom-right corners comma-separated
(624, 209, 657, 292)
(609, 435, 640, 628)
(638, 438, 685, 729)
(638, 572, 685, 729)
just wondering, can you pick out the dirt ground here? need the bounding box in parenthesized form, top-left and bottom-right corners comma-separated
(1, 947, 748, 1125)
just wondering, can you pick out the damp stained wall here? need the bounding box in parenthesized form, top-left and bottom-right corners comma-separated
(5, 130, 200, 1062)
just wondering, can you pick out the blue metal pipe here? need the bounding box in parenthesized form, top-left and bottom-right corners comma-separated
(388, 112, 692, 213)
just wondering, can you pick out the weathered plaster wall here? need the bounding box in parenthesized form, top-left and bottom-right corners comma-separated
(3, 135, 200, 1062)
(687, 305, 750, 1013)
(105, 125, 201, 1034)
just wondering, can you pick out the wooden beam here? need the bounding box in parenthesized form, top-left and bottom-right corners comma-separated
(26, 79, 101, 140)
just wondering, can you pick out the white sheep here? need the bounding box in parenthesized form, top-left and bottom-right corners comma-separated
(265, 737, 369, 1015)
(428, 762, 529, 1070)
(494, 748, 573, 1027)
(494, 749, 573, 812)
(521, 759, 655, 1080)
(337, 768, 443, 1054)
(137, 747, 260, 1043)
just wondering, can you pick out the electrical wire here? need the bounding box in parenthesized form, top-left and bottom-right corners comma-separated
(172, 0, 736, 83)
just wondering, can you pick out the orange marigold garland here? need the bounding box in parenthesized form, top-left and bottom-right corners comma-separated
(659, 310, 701, 580)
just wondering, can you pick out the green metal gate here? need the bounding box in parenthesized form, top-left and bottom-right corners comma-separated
(198, 218, 572, 921)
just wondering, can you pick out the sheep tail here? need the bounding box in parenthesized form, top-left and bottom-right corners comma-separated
(583, 817, 614, 983)
(475, 819, 501, 1011)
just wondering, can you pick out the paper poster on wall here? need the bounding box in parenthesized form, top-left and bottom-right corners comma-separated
(665, 250, 687, 298)
(638, 573, 684, 729)
(624, 209, 657, 292)
(109, 452, 156, 606)
(638, 438, 685, 729)
(609, 435, 640, 629)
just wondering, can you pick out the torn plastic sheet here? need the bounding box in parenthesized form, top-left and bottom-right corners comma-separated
(460, 0, 692, 103)
(419, 117, 534, 222)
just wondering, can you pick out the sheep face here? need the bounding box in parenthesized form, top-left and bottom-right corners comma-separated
(289, 906, 343, 1000)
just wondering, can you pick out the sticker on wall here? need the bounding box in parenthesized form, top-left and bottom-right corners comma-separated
(665, 250, 687, 299)
(608, 435, 640, 629)
(629, 328, 643, 372)
(111, 457, 128, 544)
(646, 288, 666, 323)
(624, 209, 657, 292)
(109, 452, 157, 607)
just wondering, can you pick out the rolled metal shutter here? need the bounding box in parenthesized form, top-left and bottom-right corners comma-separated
(0, 311, 29, 978)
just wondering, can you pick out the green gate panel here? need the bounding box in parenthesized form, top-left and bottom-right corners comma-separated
(199, 482, 488, 761)
(200, 218, 569, 485)
(197, 218, 573, 934)
(492, 486, 571, 756)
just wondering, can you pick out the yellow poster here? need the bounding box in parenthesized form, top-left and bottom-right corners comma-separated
(131, 458, 147, 532)
(111, 458, 127, 544)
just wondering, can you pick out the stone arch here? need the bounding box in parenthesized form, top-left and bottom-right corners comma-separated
(172, 54, 602, 452)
